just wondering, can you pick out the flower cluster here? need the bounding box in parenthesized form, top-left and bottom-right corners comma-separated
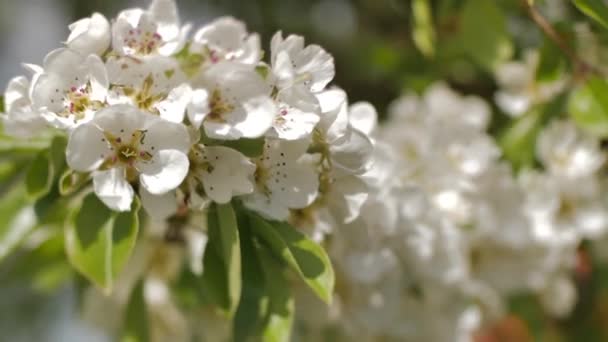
(292, 82, 608, 341)
(1, 0, 375, 224)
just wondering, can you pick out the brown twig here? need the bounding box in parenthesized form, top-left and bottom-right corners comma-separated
(523, 0, 599, 78)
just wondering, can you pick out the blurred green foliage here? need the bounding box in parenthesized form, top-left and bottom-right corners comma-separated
(5, 0, 608, 341)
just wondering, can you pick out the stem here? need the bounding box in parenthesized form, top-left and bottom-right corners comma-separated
(523, 0, 598, 78)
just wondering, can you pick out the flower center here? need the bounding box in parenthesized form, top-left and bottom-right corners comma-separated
(113, 73, 169, 115)
(558, 198, 576, 221)
(254, 160, 271, 193)
(118, 145, 139, 164)
(207, 89, 234, 122)
(124, 27, 162, 55)
(60, 82, 102, 120)
(102, 129, 153, 169)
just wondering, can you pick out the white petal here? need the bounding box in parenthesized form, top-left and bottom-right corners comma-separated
(139, 149, 189, 194)
(155, 83, 192, 123)
(269, 162, 319, 208)
(539, 276, 577, 318)
(295, 43, 335, 92)
(243, 192, 291, 221)
(140, 187, 177, 220)
(145, 118, 191, 153)
(112, 9, 145, 55)
(272, 50, 295, 89)
(2, 76, 47, 137)
(66, 13, 111, 56)
(348, 102, 377, 135)
(204, 119, 240, 140)
(66, 122, 109, 172)
(233, 96, 275, 138)
(4, 76, 30, 112)
(31, 73, 67, 114)
(192, 17, 259, 64)
(197, 145, 256, 203)
(495, 61, 532, 90)
(22, 63, 44, 77)
(495, 91, 530, 117)
(271, 105, 319, 140)
(2, 114, 47, 139)
(93, 168, 134, 211)
(330, 126, 374, 175)
(158, 23, 191, 56)
(203, 62, 270, 100)
(327, 175, 369, 223)
(316, 88, 348, 139)
(194, 17, 247, 52)
(85, 54, 109, 102)
(148, 0, 180, 42)
(93, 104, 150, 135)
(184, 228, 208, 276)
(42, 48, 84, 73)
(240, 34, 262, 64)
(186, 88, 209, 128)
(270, 31, 285, 64)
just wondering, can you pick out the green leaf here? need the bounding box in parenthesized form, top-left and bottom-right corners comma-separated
(568, 77, 608, 137)
(1, 230, 72, 293)
(65, 193, 141, 292)
(0, 95, 4, 113)
(234, 222, 268, 341)
(500, 95, 565, 170)
(0, 185, 34, 261)
(199, 129, 265, 158)
(255, 64, 271, 80)
(248, 213, 334, 304)
(59, 169, 91, 196)
(258, 248, 294, 342)
(25, 150, 54, 200)
(222, 138, 265, 158)
(122, 281, 149, 342)
(174, 43, 205, 77)
(458, 0, 513, 71)
(573, 0, 608, 29)
(201, 202, 242, 317)
(411, 0, 436, 58)
(25, 135, 67, 200)
(216, 202, 242, 315)
(535, 35, 567, 82)
(201, 237, 230, 309)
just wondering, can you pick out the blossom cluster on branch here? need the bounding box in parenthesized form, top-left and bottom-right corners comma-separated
(1, 0, 374, 225)
(5, 0, 608, 341)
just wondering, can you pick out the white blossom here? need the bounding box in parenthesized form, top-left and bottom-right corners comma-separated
(112, 0, 189, 57)
(32, 48, 109, 129)
(66, 105, 190, 211)
(494, 51, 565, 117)
(188, 144, 256, 204)
(537, 119, 605, 179)
(190, 16, 261, 66)
(187, 62, 275, 140)
(106, 55, 191, 123)
(267, 86, 320, 140)
(1, 74, 47, 138)
(270, 31, 335, 93)
(66, 13, 111, 56)
(243, 139, 319, 220)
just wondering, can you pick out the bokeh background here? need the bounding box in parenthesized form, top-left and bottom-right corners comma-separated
(2, 0, 608, 341)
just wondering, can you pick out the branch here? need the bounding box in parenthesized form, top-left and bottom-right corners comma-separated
(523, 0, 599, 78)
